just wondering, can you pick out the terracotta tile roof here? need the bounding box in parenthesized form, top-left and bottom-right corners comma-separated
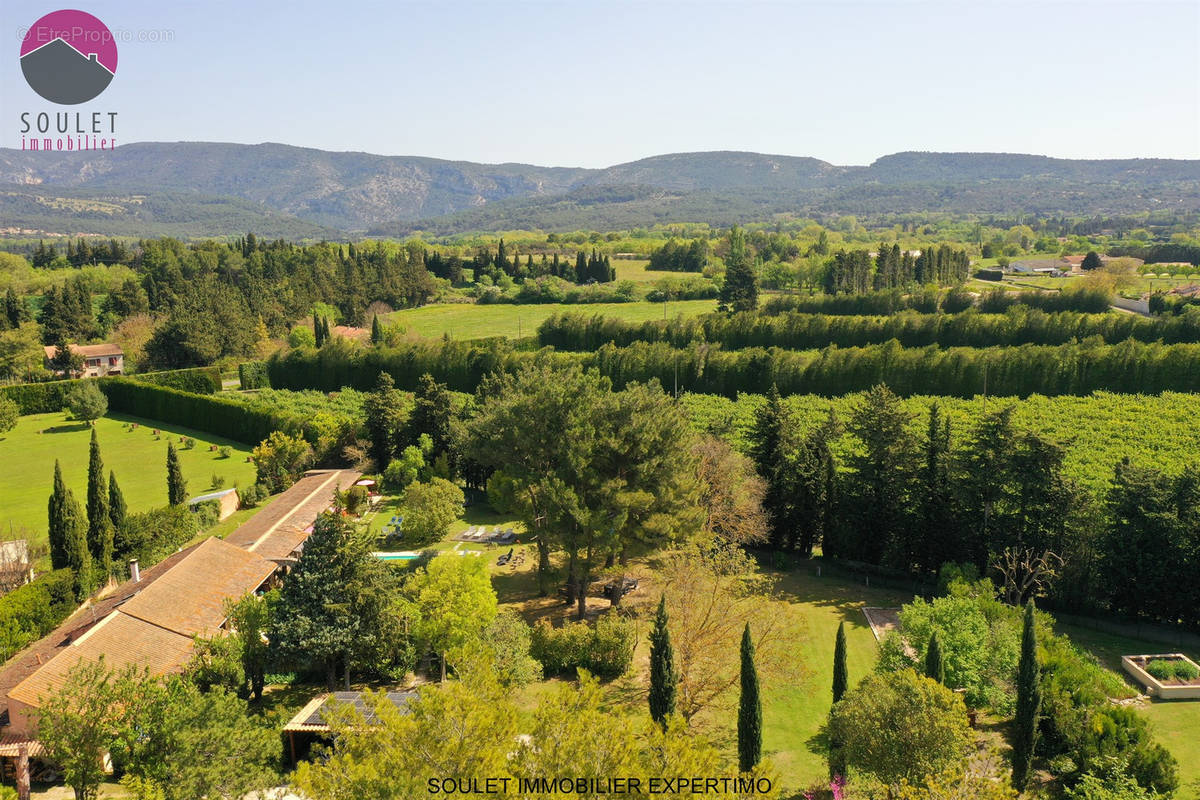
(225, 470, 360, 555)
(7, 612, 194, 708)
(40, 343, 123, 359)
(0, 735, 45, 757)
(0, 544, 200, 703)
(116, 538, 276, 638)
(251, 526, 312, 562)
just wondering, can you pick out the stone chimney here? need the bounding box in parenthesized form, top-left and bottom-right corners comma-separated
(129, 558, 140, 583)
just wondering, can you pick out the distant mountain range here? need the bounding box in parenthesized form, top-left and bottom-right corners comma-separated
(1, 142, 1197, 238)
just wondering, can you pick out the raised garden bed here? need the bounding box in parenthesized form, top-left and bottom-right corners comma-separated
(1122, 653, 1200, 700)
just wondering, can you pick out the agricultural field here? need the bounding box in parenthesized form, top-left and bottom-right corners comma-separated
(385, 299, 717, 340)
(0, 411, 257, 552)
(683, 390, 1200, 493)
(611, 258, 688, 283)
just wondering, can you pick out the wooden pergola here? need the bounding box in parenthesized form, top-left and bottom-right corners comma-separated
(283, 690, 416, 765)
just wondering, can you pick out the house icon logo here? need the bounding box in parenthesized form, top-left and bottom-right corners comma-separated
(19, 10, 117, 104)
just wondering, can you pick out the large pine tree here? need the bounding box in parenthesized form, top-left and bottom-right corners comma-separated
(719, 226, 759, 313)
(86, 429, 113, 582)
(648, 595, 678, 727)
(1012, 601, 1041, 788)
(737, 623, 762, 772)
(167, 442, 188, 506)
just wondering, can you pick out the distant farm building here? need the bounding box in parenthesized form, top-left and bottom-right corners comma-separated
(41, 343, 123, 377)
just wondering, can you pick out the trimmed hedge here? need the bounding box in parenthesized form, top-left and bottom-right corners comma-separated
(238, 361, 270, 390)
(133, 366, 221, 394)
(1, 366, 220, 414)
(101, 379, 307, 445)
(0, 380, 81, 414)
(536, 308, 1200, 352)
(0, 569, 76, 663)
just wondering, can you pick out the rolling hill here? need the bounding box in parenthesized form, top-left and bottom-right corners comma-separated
(2, 142, 1197, 237)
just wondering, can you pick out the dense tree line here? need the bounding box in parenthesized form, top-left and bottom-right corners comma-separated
(268, 335, 1200, 399)
(538, 306, 1200, 351)
(824, 245, 969, 293)
(748, 384, 1200, 628)
(1107, 242, 1200, 266)
(469, 239, 615, 285)
(763, 286, 1113, 316)
(29, 238, 132, 269)
(648, 237, 710, 272)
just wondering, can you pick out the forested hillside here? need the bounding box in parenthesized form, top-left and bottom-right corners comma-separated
(3, 143, 1197, 236)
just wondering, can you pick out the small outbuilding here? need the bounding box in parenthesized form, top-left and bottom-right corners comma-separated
(186, 488, 241, 522)
(284, 690, 417, 764)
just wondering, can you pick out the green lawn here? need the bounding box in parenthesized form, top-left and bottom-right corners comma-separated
(387, 299, 717, 340)
(0, 412, 257, 555)
(759, 570, 913, 790)
(1053, 620, 1200, 799)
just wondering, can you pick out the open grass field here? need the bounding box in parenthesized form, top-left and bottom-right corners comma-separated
(611, 259, 688, 283)
(387, 299, 717, 340)
(0, 411, 257, 554)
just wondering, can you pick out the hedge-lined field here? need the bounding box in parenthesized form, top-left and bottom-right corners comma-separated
(267, 337, 1200, 398)
(537, 307, 1200, 352)
(681, 390, 1200, 494)
(0, 412, 256, 550)
(0, 366, 221, 415)
(384, 299, 717, 340)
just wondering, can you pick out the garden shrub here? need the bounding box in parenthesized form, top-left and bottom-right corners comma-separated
(530, 613, 635, 680)
(114, 505, 200, 568)
(238, 361, 270, 390)
(1145, 659, 1199, 682)
(0, 569, 76, 662)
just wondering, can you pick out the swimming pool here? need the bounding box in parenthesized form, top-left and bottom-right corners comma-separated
(372, 551, 420, 561)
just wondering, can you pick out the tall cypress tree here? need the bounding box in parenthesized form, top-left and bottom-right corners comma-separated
(313, 312, 324, 347)
(738, 623, 762, 772)
(1012, 601, 1041, 788)
(47, 461, 76, 570)
(925, 630, 946, 685)
(86, 429, 113, 582)
(371, 314, 383, 344)
(108, 470, 127, 534)
(575, 251, 587, 285)
(648, 595, 678, 727)
(48, 461, 91, 599)
(829, 620, 849, 779)
(167, 442, 187, 506)
(832, 621, 848, 704)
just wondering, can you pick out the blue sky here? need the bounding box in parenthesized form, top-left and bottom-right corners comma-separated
(3, 0, 1197, 166)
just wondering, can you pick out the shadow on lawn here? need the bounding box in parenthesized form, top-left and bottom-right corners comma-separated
(768, 566, 912, 628)
(42, 422, 91, 434)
